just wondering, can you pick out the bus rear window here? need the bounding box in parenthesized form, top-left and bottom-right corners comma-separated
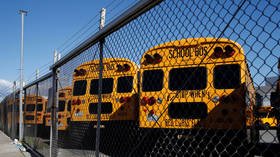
(36, 104, 43, 111)
(214, 64, 240, 89)
(26, 104, 35, 111)
(58, 101, 66, 112)
(168, 102, 207, 119)
(90, 78, 113, 95)
(142, 70, 163, 92)
(117, 76, 133, 93)
(88, 102, 113, 114)
(73, 80, 87, 96)
(169, 67, 207, 90)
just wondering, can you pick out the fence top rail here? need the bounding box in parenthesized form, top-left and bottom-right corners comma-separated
(23, 72, 52, 90)
(49, 0, 162, 70)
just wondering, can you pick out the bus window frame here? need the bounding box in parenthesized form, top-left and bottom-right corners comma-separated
(168, 66, 207, 91)
(142, 69, 164, 92)
(73, 80, 87, 96)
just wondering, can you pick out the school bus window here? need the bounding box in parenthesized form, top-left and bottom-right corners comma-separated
(58, 101, 66, 112)
(168, 102, 208, 119)
(47, 108, 51, 112)
(88, 102, 113, 114)
(73, 80, 87, 96)
(67, 101, 71, 112)
(117, 76, 133, 93)
(36, 104, 43, 111)
(26, 104, 35, 111)
(169, 67, 207, 90)
(214, 64, 241, 89)
(142, 69, 164, 92)
(90, 78, 113, 95)
(8, 105, 12, 112)
(15, 105, 19, 112)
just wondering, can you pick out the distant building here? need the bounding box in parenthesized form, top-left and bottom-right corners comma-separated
(256, 76, 278, 106)
(265, 76, 278, 87)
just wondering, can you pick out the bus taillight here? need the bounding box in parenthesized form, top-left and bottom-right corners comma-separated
(144, 54, 154, 64)
(141, 97, 149, 105)
(148, 97, 156, 105)
(225, 45, 235, 57)
(116, 64, 131, 72)
(144, 53, 162, 64)
(58, 115, 64, 118)
(141, 96, 156, 105)
(123, 64, 130, 71)
(72, 98, 81, 105)
(119, 96, 131, 103)
(59, 92, 65, 97)
(74, 68, 87, 76)
(214, 47, 223, 58)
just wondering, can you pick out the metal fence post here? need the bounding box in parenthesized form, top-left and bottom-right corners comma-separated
(95, 8, 106, 157)
(50, 68, 58, 157)
(12, 81, 16, 139)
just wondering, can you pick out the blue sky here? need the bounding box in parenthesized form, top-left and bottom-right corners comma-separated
(0, 0, 279, 97)
(0, 0, 137, 84)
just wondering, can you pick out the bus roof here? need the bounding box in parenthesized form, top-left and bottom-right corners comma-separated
(141, 37, 245, 66)
(74, 58, 138, 77)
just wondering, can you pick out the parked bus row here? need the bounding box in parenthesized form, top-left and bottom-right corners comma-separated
(1, 37, 279, 156)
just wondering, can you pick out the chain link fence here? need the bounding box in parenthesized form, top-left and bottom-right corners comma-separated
(1, 0, 280, 156)
(23, 74, 52, 156)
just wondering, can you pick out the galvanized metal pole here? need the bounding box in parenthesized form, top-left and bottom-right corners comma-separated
(95, 8, 106, 157)
(50, 50, 59, 157)
(19, 10, 27, 142)
(12, 81, 16, 139)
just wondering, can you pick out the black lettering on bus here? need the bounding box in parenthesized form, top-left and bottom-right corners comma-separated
(106, 64, 115, 71)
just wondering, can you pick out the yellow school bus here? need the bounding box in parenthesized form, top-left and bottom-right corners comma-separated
(255, 106, 278, 129)
(24, 95, 47, 125)
(70, 58, 139, 150)
(6, 96, 14, 135)
(45, 87, 72, 131)
(71, 58, 138, 123)
(139, 37, 255, 130)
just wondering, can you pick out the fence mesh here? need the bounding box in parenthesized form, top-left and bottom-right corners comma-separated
(1, 0, 280, 157)
(22, 76, 52, 156)
(51, 0, 280, 156)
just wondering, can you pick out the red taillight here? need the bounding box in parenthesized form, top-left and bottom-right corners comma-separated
(58, 115, 64, 118)
(144, 54, 154, 64)
(76, 98, 81, 105)
(123, 64, 130, 71)
(59, 92, 65, 97)
(116, 64, 131, 72)
(74, 68, 87, 76)
(149, 110, 154, 115)
(72, 98, 81, 105)
(120, 96, 131, 103)
(153, 53, 162, 63)
(116, 64, 123, 72)
(141, 97, 156, 105)
(141, 97, 148, 105)
(144, 53, 162, 64)
(72, 99, 77, 105)
(148, 97, 156, 105)
(225, 45, 235, 57)
(214, 47, 223, 58)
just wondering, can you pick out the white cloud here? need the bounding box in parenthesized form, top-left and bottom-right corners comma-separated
(0, 79, 13, 101)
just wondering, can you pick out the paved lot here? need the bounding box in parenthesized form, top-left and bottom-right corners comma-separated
(0, 131, 30, 157)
